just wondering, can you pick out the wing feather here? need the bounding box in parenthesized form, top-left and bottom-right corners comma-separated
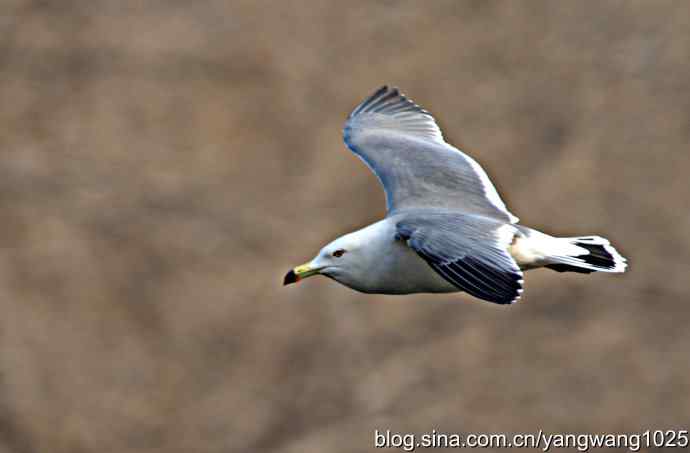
(344, 86, 518, 223)
(396, 212, 523, 305)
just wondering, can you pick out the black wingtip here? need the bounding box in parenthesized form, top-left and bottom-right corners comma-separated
(350, 85, 390, 117)
(349, 84, 434, 120)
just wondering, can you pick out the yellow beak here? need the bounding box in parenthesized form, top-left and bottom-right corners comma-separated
(283, 262, 319, 285)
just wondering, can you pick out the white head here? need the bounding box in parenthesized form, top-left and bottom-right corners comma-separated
(284, 224, 385, 292)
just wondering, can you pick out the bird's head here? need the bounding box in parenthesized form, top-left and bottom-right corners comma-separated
(283, 231, 368, 289)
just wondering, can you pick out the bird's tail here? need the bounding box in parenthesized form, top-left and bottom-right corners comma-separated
(543, 236, 628, 274)
(510, 229, 627, 274)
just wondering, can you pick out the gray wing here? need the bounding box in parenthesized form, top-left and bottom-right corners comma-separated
(344, 86, 518, 223)
(395, 211, 524, 304)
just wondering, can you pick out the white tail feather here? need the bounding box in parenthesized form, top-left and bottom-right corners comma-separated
(546, 235, 627, 273)
(510, 230, 628, 273)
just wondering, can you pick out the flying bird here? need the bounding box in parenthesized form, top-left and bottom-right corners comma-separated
(284, 86, 627, 304)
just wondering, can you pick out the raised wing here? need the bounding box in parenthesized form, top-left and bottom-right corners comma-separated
(343, 86, 518, 223)
(395, 211, 524, 304)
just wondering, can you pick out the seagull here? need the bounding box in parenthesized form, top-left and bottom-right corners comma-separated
(284, 86, 627, 304)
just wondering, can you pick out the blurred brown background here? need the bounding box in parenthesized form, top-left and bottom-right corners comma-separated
(1, 1, 689, 452)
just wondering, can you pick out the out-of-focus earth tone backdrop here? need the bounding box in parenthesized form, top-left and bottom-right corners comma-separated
(1, 1, 689, 452)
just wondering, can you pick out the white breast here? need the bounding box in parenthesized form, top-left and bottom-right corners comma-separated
(339, 218, 459, 295)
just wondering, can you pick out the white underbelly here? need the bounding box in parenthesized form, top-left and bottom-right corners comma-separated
(367, 240, 459, 294)
(508, 229, 576, 269)
(508, 235, 545, 269)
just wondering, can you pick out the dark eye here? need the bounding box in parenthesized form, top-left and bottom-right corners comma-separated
(332, 249, 346, 258)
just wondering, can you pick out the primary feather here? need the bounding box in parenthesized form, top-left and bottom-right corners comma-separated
(343, 85, 518, 223)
